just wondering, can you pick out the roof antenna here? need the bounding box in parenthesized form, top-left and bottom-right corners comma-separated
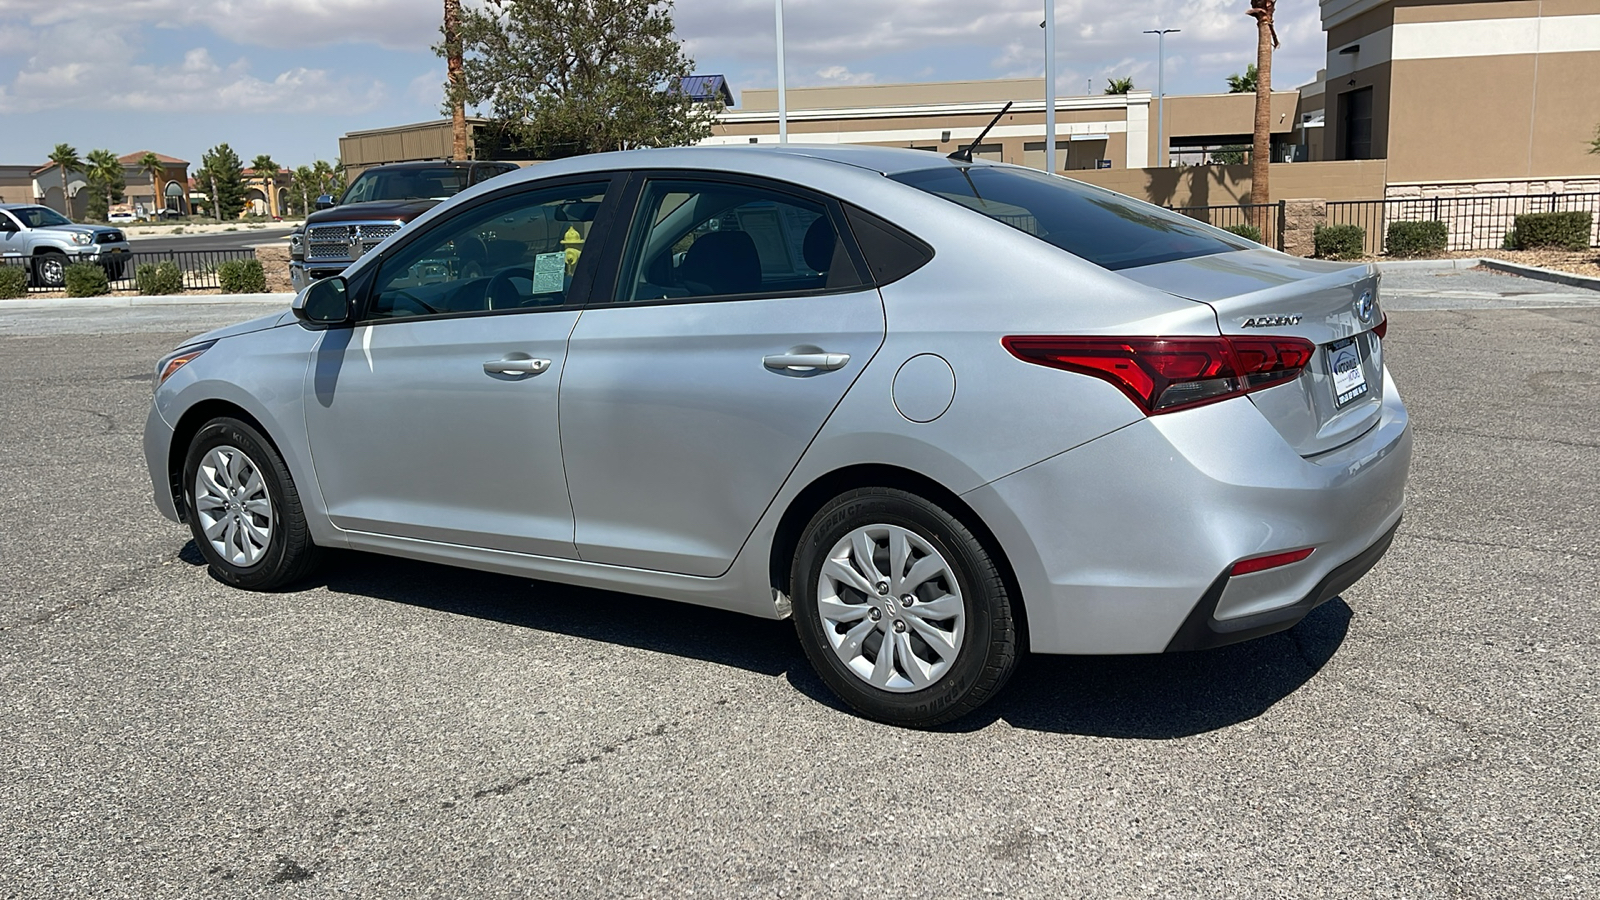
(949, 101, 1013, 162)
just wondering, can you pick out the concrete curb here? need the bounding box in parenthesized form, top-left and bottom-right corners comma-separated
(0, 293, 293, 311)
(1476, 258, 1600, 293)
(1375, 258, 1484, 272)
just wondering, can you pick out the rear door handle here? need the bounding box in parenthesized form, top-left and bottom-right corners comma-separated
(762, 352, 850, 372)
(483, 358, 551, 376)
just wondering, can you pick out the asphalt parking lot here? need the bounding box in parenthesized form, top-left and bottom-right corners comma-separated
(2, 269, 1597, 898)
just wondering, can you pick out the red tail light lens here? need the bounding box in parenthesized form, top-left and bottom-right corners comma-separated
(1002, 335, 1317, 415)
(1372, 315, 1388, 340)
(1230, 547, 1315, 576)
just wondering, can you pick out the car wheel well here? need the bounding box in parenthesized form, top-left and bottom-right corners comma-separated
(769, 464, 1027, 645)
(166, 401, 273, 522)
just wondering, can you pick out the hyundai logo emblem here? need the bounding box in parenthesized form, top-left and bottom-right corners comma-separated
(1354, 290, 1375, 323)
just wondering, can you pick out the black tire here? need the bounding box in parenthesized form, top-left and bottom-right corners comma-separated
(32, 252, 66, 288)
(182, 417, 320, 590)
(791, 487, 1019, 727)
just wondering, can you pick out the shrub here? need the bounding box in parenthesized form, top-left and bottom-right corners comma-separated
(0, 264, 26, 299)
(1505, 211, 1592, 250)
(1385, 220, 1448, 258)
(1222, 223, 1263, 243)
(134, 261, 184, 295)
(63, 263, 110, 297)
(217, 258, 268, 294)
(1314, 224, 1366, 260)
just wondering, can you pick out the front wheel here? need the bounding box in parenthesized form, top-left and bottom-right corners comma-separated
(791, 488, 1019, 727)
(32, 252, 66, 288)
(183, 417, 320, 590)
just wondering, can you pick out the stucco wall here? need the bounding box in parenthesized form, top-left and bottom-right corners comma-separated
(1068, 159, 1389, 206)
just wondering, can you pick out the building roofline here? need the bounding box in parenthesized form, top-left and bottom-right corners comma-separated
(342, 117, 493, 138)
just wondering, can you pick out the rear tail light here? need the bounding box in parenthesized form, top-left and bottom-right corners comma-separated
(1002, 335, 1316, 415)
(1230, 547, 1315, 576)
(1372, 315, 1388, 340)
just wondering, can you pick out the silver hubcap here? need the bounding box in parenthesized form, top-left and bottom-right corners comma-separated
(194, 445, 274, 567)
(817, 524, 965, 693)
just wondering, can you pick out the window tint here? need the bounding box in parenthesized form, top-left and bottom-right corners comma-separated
(616, 179, 863, 303)
(367, 182, 608, 320)
(471, 164, 516, 186)
(843, 205, 934, 286)
(13, 206, 72, 228)
(343, 167, 471, 204)
(890, 165, 1252, 271)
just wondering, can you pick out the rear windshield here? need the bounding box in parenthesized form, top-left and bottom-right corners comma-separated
(890, 165, 1252, 270)
(343, 167, 471, 204)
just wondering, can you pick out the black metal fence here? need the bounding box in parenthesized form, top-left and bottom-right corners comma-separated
(1167, 201, 1286, 251)
(3, 249, 259, 294)
(1325, 192, 1600, 255)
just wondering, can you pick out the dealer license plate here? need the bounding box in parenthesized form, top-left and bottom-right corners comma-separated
(1328, 337, 1368, 407)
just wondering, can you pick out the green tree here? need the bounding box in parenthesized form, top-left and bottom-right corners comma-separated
(198, 144, 248, 220)
(84, 149, 125, 221)
(448, 0, 712, 158)
(250, 154, 278, 216)
(1226, 63, 1257, 94)
(138, 153, 166, 218)
(1210, 145, 1249, 165)
(287, 165, 317, 216)
(1104, 77, 1135, 94)
(46, 143, 84, 216)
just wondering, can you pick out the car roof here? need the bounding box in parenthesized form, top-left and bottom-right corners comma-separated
(493, 144, 998, 186)
(359, 160, 509, 172)
(0, 203, 49, 210)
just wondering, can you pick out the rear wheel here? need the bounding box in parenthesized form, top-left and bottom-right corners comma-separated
(183, 417, 320, 590)
(791, 488, 1019, 727)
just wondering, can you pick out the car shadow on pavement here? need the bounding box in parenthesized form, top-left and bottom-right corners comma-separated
(184, 543, 1350, 738)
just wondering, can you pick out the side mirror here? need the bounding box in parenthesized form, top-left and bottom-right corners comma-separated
(293, 277, 352, 326)
(315, 194, 336, 210)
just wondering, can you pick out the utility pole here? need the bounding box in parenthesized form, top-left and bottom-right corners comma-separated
(775, 0, 788, 144)
(1044, 0, 1057, 172)
(1143, 28, 1181, 167)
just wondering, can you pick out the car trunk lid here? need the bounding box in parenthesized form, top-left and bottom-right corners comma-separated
(1120, 249, 1385, 457)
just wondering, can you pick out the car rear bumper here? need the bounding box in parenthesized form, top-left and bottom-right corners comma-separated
(962, 367, 1411, 655)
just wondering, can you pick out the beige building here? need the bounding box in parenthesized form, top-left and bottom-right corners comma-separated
(1312, 0, 1600, 195)
(707, 78, 1301, 172)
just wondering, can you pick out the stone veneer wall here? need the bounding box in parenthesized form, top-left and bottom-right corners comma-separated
(1383, 178, 1600, 250)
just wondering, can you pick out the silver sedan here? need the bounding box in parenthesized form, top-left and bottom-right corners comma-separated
(144, 146, 1410, 727)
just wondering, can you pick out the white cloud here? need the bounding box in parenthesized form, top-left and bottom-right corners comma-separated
(0, 17, 386, 114)
(814, 65, 875, 85)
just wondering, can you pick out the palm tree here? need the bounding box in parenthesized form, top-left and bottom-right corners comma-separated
(138, 153, 166, 219)
(85, 149, 123, 221)
(1104, 77, 1135, 95)
(251, 154, 278, 217)
(1246, 0, 1279, 233)
(445, 0, 468, 160)
(46, 143, 83, 215)
(1226, 64, 1257, 94)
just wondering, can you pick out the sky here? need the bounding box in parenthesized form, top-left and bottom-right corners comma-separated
(0, 0, 1329, 171)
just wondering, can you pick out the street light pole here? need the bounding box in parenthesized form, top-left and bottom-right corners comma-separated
(1044, 0, 1056, 172)
(775, 0, 788, 144)
(1143, 28, 1180, 167)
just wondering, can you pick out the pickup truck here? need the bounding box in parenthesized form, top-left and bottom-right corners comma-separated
(0, 203, 133, 288)
(289, 160, 520, 292)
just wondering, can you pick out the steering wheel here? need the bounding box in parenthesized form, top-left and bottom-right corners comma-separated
(485, 267, 532, 309)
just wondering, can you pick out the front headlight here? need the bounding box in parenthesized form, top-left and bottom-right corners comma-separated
(289, 232, 304, 261)
(155, 340, 216, 388)
(72, 233, 93, 245)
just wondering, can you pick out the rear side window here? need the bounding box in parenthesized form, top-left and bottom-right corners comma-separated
(890, 165, 1252, 270)
(843, 205, 934, 286)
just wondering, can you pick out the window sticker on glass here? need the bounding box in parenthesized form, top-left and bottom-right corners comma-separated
(1328, 337, 1368, 407)
(532, 252, 565, 295)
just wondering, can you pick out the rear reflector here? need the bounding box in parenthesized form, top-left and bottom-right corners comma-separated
(1002, 335, 1316, 415)
(1230, 547, 1315, 577)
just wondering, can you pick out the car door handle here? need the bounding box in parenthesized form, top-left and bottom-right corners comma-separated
(763, 352, 850, 372)
(483, 358, 551, 376)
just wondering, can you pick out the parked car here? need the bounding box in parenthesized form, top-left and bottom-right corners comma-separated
(107, 211, 137, 224)
(0, 203, 132, 287)
(145, 146, 1410, 727)
(288, 159, 520, 292)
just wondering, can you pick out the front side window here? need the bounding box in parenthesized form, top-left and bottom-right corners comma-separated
(615, 179, 863, 303)
(891, 165, 1251, 270)
(343, 167, 472, 204)
(367, 181, 609, 320)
